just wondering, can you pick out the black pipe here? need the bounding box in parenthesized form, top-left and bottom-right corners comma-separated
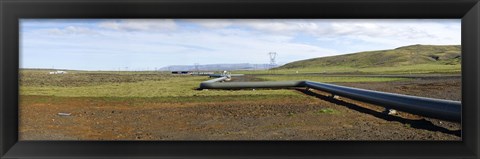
(304, 81, 461, 122)
(199, 77, 461, 122)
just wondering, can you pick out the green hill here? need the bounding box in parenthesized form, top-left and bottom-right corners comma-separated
(275, 44, 461, 74)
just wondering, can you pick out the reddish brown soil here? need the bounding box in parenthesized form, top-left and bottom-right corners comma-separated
(333, 76, 461, 101)
(19, 77, 461, 141)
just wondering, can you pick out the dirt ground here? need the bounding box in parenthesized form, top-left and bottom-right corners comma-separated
(19, 76, 461, 141)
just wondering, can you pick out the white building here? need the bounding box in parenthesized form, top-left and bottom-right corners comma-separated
(49, 71, 67, 75)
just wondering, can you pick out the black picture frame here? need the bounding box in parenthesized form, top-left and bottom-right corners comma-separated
(1, 0, 479, 158)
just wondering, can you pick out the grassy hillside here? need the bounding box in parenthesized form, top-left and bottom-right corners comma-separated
(274, 45, 461, 74)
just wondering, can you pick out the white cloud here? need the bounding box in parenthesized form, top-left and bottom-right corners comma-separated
(42, 26, 99, 35)
(98, 19, 177, 31)
(235, 19, 326, 35)
(185, 19, 233, 29)
(327, 21, 460, 49)
(188, 19, 461, 47)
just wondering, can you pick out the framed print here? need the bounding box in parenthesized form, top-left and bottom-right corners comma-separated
(1, 0, 479, 158)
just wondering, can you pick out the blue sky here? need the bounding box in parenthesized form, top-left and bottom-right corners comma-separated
(20, 19, 461, 71)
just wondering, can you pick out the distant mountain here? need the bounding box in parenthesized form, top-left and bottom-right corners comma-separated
(276, 44, 461, 70)
(160, 63, 275, 71)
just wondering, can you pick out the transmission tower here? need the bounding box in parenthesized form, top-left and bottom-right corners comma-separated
(194, 63, 200, 71)
(268, 52, 277, 69)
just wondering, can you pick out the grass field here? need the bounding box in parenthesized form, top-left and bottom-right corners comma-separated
(20, 71, 296, 99)
(18, 69, 461, 140)
(20, 69, 412, 100)
(256, 75, 407, 82)
(19, 69, 415, 108)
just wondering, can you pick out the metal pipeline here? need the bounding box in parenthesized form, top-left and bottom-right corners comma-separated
(303, 81, 461, 122)
(201, 76, 229, 83)
(200, 80, 304, 89)
(199, 77, 461, 122)
(208, 74, 245, 78)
